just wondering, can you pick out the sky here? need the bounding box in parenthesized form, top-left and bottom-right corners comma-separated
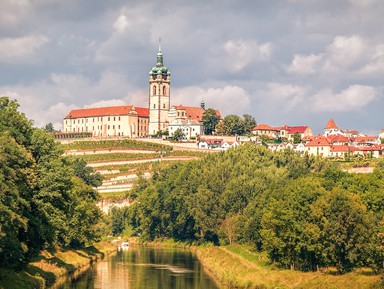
(0, 0, 383, 135)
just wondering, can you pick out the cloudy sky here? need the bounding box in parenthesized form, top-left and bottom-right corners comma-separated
(1, 0, 383, 134)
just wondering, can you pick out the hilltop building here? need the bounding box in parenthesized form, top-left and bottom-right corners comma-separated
(63, 44, 221, 139)
(251, 124, 313, 141)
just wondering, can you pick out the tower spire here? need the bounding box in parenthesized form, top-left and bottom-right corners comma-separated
(157, 37, 163, 66)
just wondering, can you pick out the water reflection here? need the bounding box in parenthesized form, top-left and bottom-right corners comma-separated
(55, 246, 220, 289)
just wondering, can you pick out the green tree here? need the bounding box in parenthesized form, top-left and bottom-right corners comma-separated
(202, 108, 220, 135)
(43, 122, 55, 133)
(292, 133, 301, 144)
(313, 188, 378, 273)
(243, 114, 256, 134)
(221, 115, 245, 136)
(171, 128, 185, 142)
(0, 132, 37, 268)
(0, 97, 33, 147)
(71, 158, 103, 187)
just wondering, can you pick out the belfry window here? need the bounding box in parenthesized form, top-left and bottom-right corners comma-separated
(163, 103, 165, 109)
(163, 86, 166, 95)
(153, 86, 156, 95)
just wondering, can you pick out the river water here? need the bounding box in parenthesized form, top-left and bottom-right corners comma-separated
(55, 246, 220, 289)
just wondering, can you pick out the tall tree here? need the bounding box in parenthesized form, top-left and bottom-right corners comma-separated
(202, 108, 220, 135)
(243, 114, 256, 134)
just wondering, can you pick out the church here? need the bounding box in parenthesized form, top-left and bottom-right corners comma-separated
(63, 45, 220, 139)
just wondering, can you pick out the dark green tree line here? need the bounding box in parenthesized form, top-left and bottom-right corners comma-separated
(0, 97, 102, 269)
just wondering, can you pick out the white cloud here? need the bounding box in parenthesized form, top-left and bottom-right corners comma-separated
(223, 40, 272, 71)
(323, 35, 369, 71)
(113, 15, 129, 33)
(359, 44, 384, 75)
(310, 85, 378, 112)
(264, 83, 308, 111)
(286, 53, 323, 74)
(0, 35, 49, 62)
(0, 0, 31, 28)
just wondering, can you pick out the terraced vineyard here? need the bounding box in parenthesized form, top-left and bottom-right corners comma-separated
(60, 139, 210, 212)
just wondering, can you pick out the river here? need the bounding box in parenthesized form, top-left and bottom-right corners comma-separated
(54, 246, 221, 289)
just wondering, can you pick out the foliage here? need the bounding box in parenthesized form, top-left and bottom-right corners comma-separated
(43, 122, 55, 133)
(215, 114, 257, 136)
(202, 108, 220, 135)
(219, 115, 245, 136)
(243, 114, 257, 134)
(292, 132, 301, 144)
(119, 143, 384, 273)
(71, 158, 103, 187)
(0, 97, 102, 270)
(170, 128, 185, 141)
(67, 152, 158, 163)
(61, 139, 172, 152)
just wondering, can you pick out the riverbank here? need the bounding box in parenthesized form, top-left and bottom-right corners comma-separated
(140, 240, 382, 289)
(0, 240, 117, 289)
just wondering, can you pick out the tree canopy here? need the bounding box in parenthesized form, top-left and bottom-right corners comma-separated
(118, 144, 384, 273)
(0, 96, 102, 269)
(202, 108, 220, 135)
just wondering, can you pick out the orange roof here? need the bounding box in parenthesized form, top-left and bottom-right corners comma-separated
(306, 134, 331, 147)
(134, 107, 149, 118)
(353, 136, 378, 143)
(287, 126, 308, 134)
(64, 106, 149, 119)
(252, 123, 280, 131)
(325, 118, 338, 129)
(175, 105, 221, 121)
(329, 134, 349, 143)
(330, 145, 357, 153)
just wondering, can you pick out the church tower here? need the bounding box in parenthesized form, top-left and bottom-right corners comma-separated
(148, 43, 170, 135)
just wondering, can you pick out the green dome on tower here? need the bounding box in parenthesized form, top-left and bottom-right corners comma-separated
(149, 43, 170, 78)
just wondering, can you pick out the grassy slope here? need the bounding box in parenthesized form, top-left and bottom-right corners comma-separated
(0, 241, 116, 289)
(196, 244, 381, 289)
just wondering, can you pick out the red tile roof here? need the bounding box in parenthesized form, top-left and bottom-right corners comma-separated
(325, 118, 338, 129)
(175, 105, 222, 121)
(134, 107, 149, 118)
(353, 136, 378, 143)
(286, 126, 308, 134)
(64, 106, 149, 119)
(330, 145, 357, 153)
(329, 135, 349, 143)
(306, 134, 331, 147)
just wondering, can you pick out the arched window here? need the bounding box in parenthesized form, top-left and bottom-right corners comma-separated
(163, 103, 165, 109)
(163, 86, 166, 95)
(153, 85, 156, 95)
(153, 104, 156, 109)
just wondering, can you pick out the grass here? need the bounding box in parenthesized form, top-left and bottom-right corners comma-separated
(60, 139, 172, 152)
(0, 241, 116, 289)
(0, 268, 44, 289)
(98, 191, 133, 200)
(195, 245, 382, 289)
(67, 152, 158, 163)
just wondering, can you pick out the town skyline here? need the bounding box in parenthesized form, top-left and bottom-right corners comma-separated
(0, 0, 383, 135)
